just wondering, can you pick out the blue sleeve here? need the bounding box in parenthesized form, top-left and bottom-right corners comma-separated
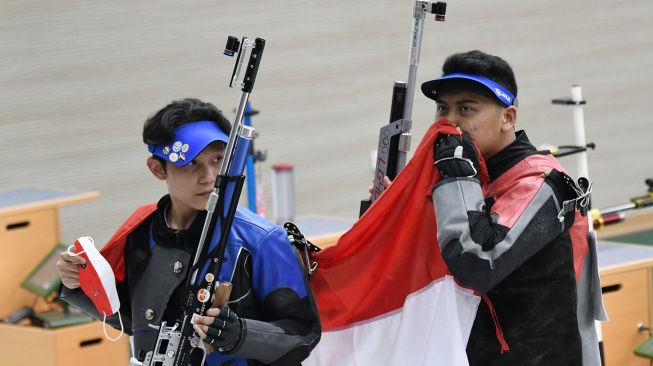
(227, 223, 321, 364)
(252, 226, 308, 301)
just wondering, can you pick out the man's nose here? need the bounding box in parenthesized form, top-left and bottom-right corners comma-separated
(441, 113, 459, 127)
(199, 164, 218, 183)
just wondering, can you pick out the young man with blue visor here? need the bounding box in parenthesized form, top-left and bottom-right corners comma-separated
(57, 98, 321, 365)
(423, 51, 604, 365)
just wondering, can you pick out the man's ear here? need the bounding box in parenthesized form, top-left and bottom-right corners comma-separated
(147, 157, 167, 180)
(502, 106, 517, 131)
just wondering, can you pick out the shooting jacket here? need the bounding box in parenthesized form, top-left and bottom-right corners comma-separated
(60, 195, 321, 366)
(432, 131, 605, 366)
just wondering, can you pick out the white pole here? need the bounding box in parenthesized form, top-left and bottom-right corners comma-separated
(570, 85, 593, 231)
(570, 85, 589, 180)
(571, 85, 606, 362)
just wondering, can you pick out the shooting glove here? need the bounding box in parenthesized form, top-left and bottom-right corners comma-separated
(206, 304, 243, 353)
(433, 133, 480, 179)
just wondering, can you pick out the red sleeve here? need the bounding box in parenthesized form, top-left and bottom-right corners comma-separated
(100, 203, 157, 282)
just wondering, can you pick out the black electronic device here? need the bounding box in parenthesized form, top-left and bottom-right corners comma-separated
(2, 306, 34, 324)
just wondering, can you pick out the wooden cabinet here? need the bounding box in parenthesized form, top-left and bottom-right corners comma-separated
(0, 321, 129, 366)
(0, 207, 59, 318)
(0, 188, 130, 366)
(601, 267, 652, 366)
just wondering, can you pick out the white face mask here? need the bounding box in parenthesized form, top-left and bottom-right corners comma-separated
(68, 236, 123, 341)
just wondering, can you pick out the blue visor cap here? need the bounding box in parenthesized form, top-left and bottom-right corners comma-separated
(147, 120, 229, 166)
(421, 73, 517, 107)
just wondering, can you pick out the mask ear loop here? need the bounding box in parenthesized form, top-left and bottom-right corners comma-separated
(67, 236, 95, 257)
(102, 311, 124, 341)
(67, 244, 85, 257)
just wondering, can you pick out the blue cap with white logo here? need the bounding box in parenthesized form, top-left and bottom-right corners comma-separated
(421, 73, 517, 107)
(147, 120, 229, 166)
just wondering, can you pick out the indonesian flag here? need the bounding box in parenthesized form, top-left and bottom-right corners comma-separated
(305, 120, 490, 366)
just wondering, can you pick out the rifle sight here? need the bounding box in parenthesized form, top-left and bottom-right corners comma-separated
(224, 36, 240, 57)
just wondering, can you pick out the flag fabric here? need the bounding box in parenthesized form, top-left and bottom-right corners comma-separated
(304, 120, 490, 366)
(100, 203, 157, 282)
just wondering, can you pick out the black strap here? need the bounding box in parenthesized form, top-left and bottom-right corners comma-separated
(283, 222, 320, 279)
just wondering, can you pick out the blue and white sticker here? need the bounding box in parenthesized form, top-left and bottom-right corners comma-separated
(172, 141, 182, 153)
(172, 141, 182, 152)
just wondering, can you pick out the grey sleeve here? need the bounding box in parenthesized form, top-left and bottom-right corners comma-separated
(228, 318, 317, 364)
(432, 177, 567, 293)
(58, 284, 132, 334)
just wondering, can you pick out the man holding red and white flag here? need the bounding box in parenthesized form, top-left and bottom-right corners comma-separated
(305, 50, 604, 366)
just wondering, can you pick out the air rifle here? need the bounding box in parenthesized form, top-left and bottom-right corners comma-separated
(132, 35, 265, 366)
(359, 0, 447, 217)
(591, 178, 653, 229)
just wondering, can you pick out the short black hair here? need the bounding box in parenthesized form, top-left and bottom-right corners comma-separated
(143, 98, 231, 169)
(442, 50, 517, 97)
(142, 98, 231, 146)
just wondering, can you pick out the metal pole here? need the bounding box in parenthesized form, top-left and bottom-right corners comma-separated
(271, 163, 296, 225)
(244, 102, 258, 213)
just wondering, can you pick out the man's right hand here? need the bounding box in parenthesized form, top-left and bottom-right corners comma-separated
(367, 176, 393, 199)
(56, 251, 86, 289)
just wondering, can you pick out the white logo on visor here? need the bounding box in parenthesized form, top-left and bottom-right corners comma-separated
(494, 88, 512, 104)
(169, 153, 179, 162)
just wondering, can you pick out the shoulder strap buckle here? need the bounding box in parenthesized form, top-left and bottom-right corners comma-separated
(283, 222, 321, 278)
(557, 176, 593, 222)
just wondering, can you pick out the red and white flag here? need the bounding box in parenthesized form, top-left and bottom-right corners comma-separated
(305, 121, 490, 366)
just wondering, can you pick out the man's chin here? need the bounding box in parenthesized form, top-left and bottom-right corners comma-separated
(192, 198, 210, 211)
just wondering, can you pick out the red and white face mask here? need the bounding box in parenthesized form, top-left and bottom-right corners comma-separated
(68, 236, 123, 341)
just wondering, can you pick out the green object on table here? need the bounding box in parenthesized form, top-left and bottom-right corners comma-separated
(607, 229, 653, 246)
(31, 309, 92, 329)
(21, 242, 67, 298)
(635, 336, 653, 359)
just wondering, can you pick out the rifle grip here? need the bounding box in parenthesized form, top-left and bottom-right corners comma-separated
(212, 282, 233, 308)
(204, 282, 233, 354)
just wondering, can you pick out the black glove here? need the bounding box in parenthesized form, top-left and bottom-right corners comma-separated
(206, 304, 243, 353)
(433, 133, 480, 179)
